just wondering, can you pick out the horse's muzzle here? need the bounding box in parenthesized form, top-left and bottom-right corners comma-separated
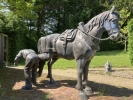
(109, 32, 120, 41)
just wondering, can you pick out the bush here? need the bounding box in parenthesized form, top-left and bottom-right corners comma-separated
(99, 32, 124, 51)
(127, 19, 133, 65)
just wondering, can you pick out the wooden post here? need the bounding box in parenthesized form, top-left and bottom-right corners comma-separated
(0, 34, 8, 66)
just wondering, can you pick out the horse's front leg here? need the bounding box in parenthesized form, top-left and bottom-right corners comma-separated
(76, 57, 88, 100)
(47, 57, 58, 84)
(75, 57, 85, 90)
(82, 60, 93, 95)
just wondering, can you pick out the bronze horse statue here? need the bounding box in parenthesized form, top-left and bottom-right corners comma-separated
(37, 6, 120, 99)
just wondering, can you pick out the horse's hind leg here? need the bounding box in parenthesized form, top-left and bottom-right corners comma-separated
(47, 57, 58, 84)
(82, 60, 92, 95)
(38, 60, 45, 77)
(38, 53, 50, 77)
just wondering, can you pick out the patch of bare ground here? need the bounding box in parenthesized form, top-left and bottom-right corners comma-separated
(42, 68, 133, 100)
(2, 66, 133, 100)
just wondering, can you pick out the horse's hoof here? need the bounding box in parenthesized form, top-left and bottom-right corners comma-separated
(75, 84, 78, 89)
(79, 90, 88, 100)
(49, 79, 56, 84)
(84, 87, 93, 95)
(75, 84, 82, 90)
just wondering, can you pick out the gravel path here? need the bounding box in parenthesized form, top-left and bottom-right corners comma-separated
(9, 66, 133, 89)
(43, 68, 133, 89)
(8, 66, 133, 100)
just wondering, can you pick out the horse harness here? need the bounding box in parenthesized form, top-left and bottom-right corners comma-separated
(57, 29, 77, 55)
(54, 17, 115, 54)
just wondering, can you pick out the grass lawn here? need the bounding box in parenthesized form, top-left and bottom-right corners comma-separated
(18, 50, 131, 69)
(43, 50, 131, 69)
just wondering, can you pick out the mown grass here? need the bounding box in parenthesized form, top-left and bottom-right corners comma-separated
(43, 50, 131, 69)
(90, 50, 131, 68)
(18, 50, 131, 69)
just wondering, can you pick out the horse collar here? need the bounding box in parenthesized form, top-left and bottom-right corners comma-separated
(78, 27, 111, 41)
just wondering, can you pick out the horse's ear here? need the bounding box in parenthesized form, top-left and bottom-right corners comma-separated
(110, 6, 115, 14)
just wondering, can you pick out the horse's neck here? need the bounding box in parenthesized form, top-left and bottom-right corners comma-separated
(88, 26, 105, 51)
(88, 26, 105, 41)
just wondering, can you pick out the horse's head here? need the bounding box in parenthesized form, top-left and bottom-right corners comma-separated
(104, 6, 120, 41)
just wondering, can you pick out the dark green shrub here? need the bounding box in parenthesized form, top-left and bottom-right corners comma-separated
(127, 19, 133, 65)
(25, 32, 39, 53)
(100, 32, 124, 51)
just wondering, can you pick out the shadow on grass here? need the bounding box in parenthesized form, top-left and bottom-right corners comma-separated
(0, 67, 52, 100)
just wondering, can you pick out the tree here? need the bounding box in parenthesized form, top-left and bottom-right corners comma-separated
(112, 0, 133, 52)
(3, 12, 28, 63)
(119, 9, 131, 52)
(5, 0, 37, 19)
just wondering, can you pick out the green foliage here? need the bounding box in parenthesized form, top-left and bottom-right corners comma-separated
(100, 40, 124, 51)
(25, 32, 39, 52)
(119, 8, 130, 36)
(8, 33, 17, 63)
(55, 0, 100, 32)
(5, 0, 37, 20)
(1, 0, 133, 65)
(100, 32, 124, 51)
(112, 0, 133, 51)
(127, 19, 133, 65)
(0, 19, 5, 32)
(1, 12, 28, 63)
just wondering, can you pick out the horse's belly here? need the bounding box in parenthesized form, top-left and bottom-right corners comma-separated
(56, 40, 74, 59)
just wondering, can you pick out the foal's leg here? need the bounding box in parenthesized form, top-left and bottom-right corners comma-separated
(47, 57, 58, 84)
(82, 60, 92, 95)
(76, 57, 88, 100)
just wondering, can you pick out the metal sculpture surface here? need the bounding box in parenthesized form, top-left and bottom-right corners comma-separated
(37, 6, 120, 99)
(14, 49, 39, 90)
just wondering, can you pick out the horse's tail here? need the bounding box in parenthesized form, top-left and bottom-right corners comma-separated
(37, 37, 45, 54)
(37, 38, 41, 53)
(38, 36, 49, 53)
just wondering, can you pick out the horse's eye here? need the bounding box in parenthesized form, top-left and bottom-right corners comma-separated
(112, 20, 117, 24)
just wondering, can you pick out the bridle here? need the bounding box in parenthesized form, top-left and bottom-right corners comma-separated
(78, 27, 111, 41)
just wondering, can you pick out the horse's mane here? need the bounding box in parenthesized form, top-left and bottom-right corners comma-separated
(84, 11, 110, 32)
